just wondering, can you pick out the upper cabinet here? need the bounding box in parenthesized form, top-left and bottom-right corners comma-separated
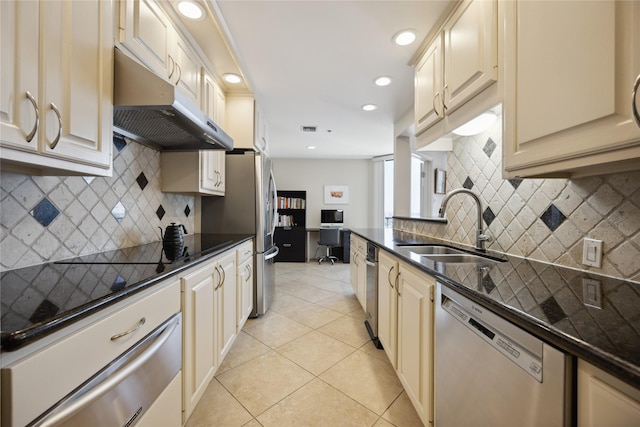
(503, 0, 640, 178)
(0, 0, 113, 176)
(226, 95, 268, 152)
(414, 0, 500, 148)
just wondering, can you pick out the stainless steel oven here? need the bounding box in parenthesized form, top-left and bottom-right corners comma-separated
(30, 313, 182, 427)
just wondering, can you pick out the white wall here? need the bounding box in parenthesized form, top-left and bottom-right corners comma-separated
(272, 158, 372, 229)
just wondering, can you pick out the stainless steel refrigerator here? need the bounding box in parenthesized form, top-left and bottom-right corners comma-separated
(201, 150, 279, 316)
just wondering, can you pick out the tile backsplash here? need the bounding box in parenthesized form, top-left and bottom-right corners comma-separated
(0, 135, 195, 271)
(396, 115, 640, 282)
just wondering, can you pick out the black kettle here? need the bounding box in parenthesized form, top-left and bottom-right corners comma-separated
(159, 223, 188, 245)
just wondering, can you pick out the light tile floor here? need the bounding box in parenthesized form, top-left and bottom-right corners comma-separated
(185, 262, 423, 427)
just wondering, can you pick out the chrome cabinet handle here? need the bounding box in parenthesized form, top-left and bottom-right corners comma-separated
(214, 265, 222, 289)
(110, 318, 146, 341)
(215, 171, 222, 187)
(219, 265, 226, 288)
(25, 91, 39, 142)
(443, 84, 449, 111)
(433, 92, 441, 118)
(49, 102, 62, 149)
(245, 264, 252, 282)
(632, 73, 640, 127)
(387, 265, 395, 289)
(396, 272, 401, 297)
(175, 63, 182, 85)
(167, 55, 175, 80)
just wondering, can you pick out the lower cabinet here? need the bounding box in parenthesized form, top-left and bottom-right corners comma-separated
(181, 247, 237, 423)
(274, 227, 306, 262)
(350, 234, 367, 311)
(377, 249, 435, 426)
(236, 240, 254, 331)
(578, 360, 640, 427)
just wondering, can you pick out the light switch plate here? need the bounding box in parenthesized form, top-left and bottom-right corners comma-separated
(582, 278, 602, 309)
(582, 238, 603, 268)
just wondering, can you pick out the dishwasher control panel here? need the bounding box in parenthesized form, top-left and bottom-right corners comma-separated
(442, 297, 543, 382)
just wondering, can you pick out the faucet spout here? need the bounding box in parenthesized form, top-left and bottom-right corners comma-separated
(438, 188, 491, 251)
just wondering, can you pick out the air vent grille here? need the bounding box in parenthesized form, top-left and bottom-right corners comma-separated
(301, 126, 317, 133)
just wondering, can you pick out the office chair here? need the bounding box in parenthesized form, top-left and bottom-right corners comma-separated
(317, 228, 341, 265)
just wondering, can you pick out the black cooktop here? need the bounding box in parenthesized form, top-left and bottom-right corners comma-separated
(0, 234, 245, 351)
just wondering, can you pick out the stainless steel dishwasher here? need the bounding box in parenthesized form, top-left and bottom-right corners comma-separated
(435, 283, 572, 426)
(364, 242, 382, 349)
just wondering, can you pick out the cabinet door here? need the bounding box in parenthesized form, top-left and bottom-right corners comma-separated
(237, 258, 253, 331)
(349, 247, 358, 294)
(443, 0, 497, 113)
(119, 0, 173, 79)
(215, 251, 237, 362)
(180, 262, 216, 421)
(40, 0, 112, 168)
(397, 264, 434, 426)
(377, 250, 398, 367)
(503, 0, 640, 177)
(0, 0, 39, 153)
(415, 34, 444, 135)
(578, 360, 640, 427)
(172, 32, 201, 106)
(199, 151, 224, 194)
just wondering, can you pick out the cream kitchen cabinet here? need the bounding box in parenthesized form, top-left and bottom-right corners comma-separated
(119, 0, 203, 106)
(214, 249, 237, 362)
(503, 0, 640, 178)
(226, 95, 268, 152)
(577, 360, 640, 427)
(160, 150, 225, 195)
(349, 234, 367, 311)
(414, 0, 499, 149)
(0, 0, 113, 176)
(181, 261, 216, 422)
(181, 247, 237, 422)
(377, 249, 434, 426)
(236, 240, 254, 331)
(378, 249, 399, 367)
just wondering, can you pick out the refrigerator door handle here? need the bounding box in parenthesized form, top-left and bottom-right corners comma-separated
(264, 245, 280, 261)
(270, 170, 278, 236)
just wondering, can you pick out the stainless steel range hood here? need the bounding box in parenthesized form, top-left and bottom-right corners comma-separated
(113, 48, 233, 151)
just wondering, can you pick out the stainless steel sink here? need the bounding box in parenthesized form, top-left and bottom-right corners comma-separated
(423, 254, 501, 264)
(398, 245, 467, 256)
(396, 244, 504, 264)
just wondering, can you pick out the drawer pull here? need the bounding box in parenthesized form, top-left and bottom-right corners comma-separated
(633, 73, 640, 127)
(283, 243, 292, 248)
(49, 102, 62, 150)
(111, 318, 146, 341)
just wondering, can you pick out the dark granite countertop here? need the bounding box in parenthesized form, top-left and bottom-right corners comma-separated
(351, 228, 640, 389)
(0, 234, 253, 351)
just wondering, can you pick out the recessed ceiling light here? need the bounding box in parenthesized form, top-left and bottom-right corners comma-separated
(362, 104, 378, 111)
(392, 29, 416, 46)
(374, 76, 392, 87)
(222, 73, 243, 84)
(177, 1, 205, 20)
(307, 146, 316, 150)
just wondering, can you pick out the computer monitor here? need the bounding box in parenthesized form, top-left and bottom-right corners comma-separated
(320, 209, 343, 228)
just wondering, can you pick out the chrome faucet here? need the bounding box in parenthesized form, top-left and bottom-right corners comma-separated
(438, 188, 491, 252)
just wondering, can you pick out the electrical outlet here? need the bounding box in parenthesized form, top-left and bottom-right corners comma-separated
(582, 238, 603, 268)
(582, 278, 602, 309)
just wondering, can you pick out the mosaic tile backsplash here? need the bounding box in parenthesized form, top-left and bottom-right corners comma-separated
(0, 134, 195, 271)
(396, 115, 640, 282)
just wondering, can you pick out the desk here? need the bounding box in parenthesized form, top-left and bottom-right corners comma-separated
(306, 228, 350, 263)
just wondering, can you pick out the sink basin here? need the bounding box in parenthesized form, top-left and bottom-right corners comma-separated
(397, 245, 467, 256)
(423, 254, 501, 264)
(396, 244, 505, 264)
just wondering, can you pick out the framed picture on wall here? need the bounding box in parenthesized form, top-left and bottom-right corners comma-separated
(435, 169, 446, 194)
(324, 185, 349, 204)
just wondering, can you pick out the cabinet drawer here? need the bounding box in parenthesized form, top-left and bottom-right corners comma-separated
(2, 279, 180, 427)
(236, 240, 254, 264)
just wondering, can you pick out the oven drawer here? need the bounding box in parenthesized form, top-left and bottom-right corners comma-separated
(1, 278, 180, 427)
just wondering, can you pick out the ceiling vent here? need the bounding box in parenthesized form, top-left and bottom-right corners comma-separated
(301, 126, 317, 133)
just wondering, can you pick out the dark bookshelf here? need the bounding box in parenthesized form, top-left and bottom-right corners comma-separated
(274, 190, 306, 262)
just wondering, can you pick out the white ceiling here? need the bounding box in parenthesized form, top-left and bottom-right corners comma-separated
(201, 1, 454, 159)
